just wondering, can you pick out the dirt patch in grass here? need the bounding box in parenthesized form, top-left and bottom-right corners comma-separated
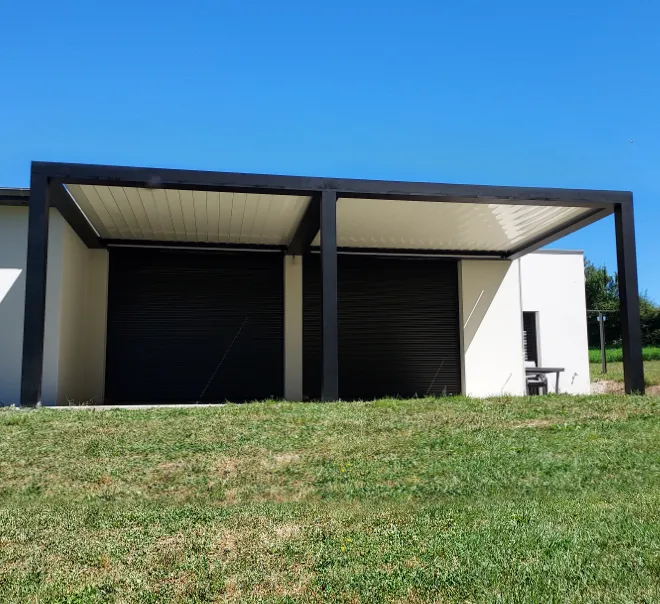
(591, 380, 660, 396)
(508, 418, 564, 429)
(212, 530, 238, 557)
(271, 452, 302, 465)
(210, 456, 242, 477)
(591, 380, 623, 394)
(273, 522, 302, 540)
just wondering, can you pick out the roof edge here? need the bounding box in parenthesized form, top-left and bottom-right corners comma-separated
(0, 188, 30, 206)
(531, 249, 585, 256)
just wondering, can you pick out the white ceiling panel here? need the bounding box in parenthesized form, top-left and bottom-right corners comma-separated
(311, 197, 593, 253)
(66, 185, 596, 253)
(66, 185, 312, 245)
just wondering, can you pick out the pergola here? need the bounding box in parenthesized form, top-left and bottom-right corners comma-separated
(19, 161, 644, 404)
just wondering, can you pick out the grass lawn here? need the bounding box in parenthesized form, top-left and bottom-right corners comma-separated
(588, 347, 660, 364)
(1, 396, 660, 602)
(590, 359, 660, 387)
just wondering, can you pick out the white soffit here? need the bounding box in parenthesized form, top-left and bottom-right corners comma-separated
(66, 184, 312, 245)
(312, 197, 594, 252)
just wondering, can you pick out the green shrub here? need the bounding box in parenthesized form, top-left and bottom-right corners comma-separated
(588, 347, 660, 363)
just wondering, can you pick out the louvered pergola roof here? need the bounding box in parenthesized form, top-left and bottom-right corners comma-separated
(20, 161, 627, 259)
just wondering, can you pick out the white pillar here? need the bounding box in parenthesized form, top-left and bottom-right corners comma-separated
(459, 259, 526, 397)
(284, 255, 303, 400)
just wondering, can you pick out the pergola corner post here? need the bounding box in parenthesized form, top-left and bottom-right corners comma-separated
(20, 170, 50, 407)
(614, 200, 645, 394)
(320, 190, 339, 401)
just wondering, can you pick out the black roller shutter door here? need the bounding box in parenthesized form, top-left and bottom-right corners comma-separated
(304, 254, 461, 400)
(105, 248, 283, 403)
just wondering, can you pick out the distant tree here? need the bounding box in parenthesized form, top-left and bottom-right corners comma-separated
(584, 259, 619, 311)
(584, 258, 660, 346)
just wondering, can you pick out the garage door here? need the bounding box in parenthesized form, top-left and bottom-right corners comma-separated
(105, 248, 284, 403)
(304, 254, 461, 400)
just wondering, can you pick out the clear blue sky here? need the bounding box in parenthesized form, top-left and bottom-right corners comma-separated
(2, 0, 658, 299)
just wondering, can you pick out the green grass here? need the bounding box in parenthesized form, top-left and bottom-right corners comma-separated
(588, 346, 660, 363)
(1, 396, 660, 602)
(590, 359, 660, 387)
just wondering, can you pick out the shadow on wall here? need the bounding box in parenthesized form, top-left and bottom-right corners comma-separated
(462, 262, 510, 353)
(0, 268, 24, 405)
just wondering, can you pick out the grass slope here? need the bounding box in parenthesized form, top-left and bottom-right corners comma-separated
(1, 396, 659, 603)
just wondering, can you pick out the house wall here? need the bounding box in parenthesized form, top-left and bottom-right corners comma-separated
(0, 206, 108, 406)
(0, 207, 65, 405)
(520, 251, 590, 394)
(56, 222, 109, 405)
(459, 259, 527, 396)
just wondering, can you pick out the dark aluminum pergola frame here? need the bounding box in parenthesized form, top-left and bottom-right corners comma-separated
(14, 161, 645, 405)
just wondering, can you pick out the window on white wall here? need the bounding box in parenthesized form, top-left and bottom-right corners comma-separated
(523, 311, 539, 365)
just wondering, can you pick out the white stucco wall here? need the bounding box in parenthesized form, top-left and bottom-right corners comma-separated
(520, 251, 590, 394)
(57, 223, 109, 405)
(0, 207, 67, 405)
(459, 259, 526, 397)
(0, 207, 108, 406)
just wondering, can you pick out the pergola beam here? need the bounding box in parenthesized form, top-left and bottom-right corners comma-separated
(35, 161, 629, 207)
(50, 182, 102, 248)
(286, 194, 321, 256)
(103, 239, 285, 253)
(314, 247, 507, 259)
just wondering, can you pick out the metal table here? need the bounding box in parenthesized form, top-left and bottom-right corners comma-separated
(525, 367, 565, 394)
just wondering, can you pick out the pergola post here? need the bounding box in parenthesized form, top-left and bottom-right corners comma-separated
(20, 171, 50, 407)
(320, 190, 339, 401)
(614, 200, 645, 394)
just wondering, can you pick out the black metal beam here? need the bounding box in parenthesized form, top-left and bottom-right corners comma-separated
(336, 190, 619, 208)
(506, 208, 612, 260)
(21, 173, 50, 407)
(320, 190, 339, 401)
(0, 188, 30, 206)
(614, 201, 645, 394)
(39, 162, 322, 197)
(34, 161, 630, 208)
(103, 239, 285, 253)
(311, 247, 507, 259)
(286, 194, 321, 255)
(50, 182, 102, 248)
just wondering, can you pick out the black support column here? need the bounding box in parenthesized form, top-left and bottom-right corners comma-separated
(614, 201, 645, 394)
(320, 190, 339, 401)
(20, 171, 50, 407)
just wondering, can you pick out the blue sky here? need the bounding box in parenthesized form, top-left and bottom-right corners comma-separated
(2, 0, 658, 299)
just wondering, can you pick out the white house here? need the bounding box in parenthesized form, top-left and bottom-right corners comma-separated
(0, 163, 645, 405)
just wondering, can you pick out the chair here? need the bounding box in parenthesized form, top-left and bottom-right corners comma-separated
(525, 361, 548, 395)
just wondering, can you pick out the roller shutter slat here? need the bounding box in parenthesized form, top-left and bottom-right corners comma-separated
(303, 255, 461, 400)
(105, 249, 283, 403)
